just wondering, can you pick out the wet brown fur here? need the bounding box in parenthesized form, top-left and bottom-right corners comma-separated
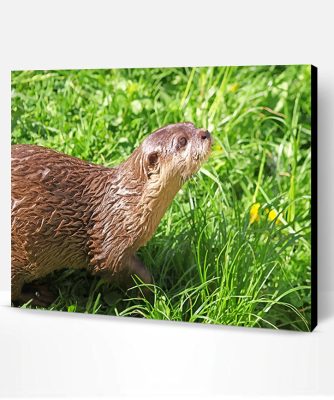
(11, 122, 211, 303)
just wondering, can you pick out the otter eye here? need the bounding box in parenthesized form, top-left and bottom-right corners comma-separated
(178, 137, 187, 147)
(148, 152, 159, 166)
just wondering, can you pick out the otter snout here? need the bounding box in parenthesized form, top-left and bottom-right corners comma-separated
(199, 130, 211, 140)
(197, 129, 213, 151)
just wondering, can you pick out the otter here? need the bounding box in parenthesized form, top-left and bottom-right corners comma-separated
(11, 122, 212, 306)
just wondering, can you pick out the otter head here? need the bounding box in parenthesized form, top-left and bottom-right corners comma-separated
(119, 122, 212, 248)
(140, 122, 212, 192)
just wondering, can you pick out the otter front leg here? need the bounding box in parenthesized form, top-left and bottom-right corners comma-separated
(12, 269, 56, 307)
(92, 255, 153, 297)
(17, 283, 57, 307)
(128, 255, 152, 285)
(126, 255, 153, 298)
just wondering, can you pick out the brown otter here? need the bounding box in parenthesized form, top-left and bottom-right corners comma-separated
(11, 122, 212, 305)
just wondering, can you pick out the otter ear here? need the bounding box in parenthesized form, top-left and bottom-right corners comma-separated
(146, 151, 160, 178)
(148, 152, 159, 167)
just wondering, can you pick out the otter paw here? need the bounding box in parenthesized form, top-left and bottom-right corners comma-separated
(19, 283, 57, 307)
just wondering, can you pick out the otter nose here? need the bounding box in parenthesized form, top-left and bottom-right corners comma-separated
(199, 130, 211, 140)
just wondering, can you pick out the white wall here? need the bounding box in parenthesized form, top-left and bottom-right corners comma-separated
(1, 0, 333, 398)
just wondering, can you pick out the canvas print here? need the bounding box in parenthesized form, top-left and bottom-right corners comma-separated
(11, 65, 317, 331)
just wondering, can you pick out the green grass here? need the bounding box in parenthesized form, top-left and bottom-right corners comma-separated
(11, 65, 312, 331)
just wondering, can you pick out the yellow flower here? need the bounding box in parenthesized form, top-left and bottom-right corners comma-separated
(212, 142, 224, 153)
(228, 83, 239, 93)
(265, 208, 281, 225)
(250, 203, 261, 224)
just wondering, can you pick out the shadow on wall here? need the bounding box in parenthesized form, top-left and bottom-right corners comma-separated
(317, 81, 334, 322)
